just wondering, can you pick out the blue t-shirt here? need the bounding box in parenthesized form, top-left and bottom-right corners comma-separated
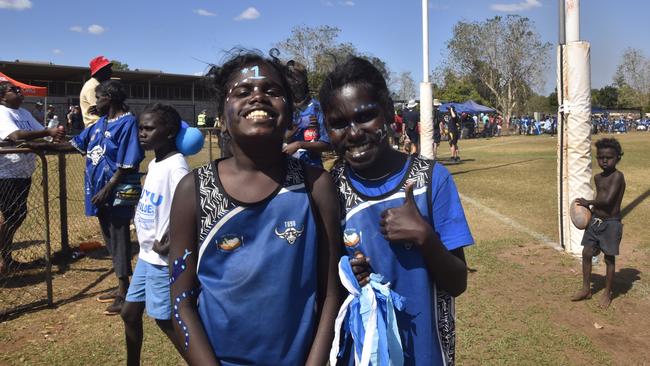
(340, 157, 473, 365)
(288, 98, 329, 167)
(72, 113, 144, 217)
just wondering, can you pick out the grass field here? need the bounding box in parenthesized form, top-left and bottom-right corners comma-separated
(1, 132, 649, 365)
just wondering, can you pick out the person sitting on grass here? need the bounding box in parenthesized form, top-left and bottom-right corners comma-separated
(120, 104, 189, 365)
(320, 57, 474, 365)
(571, 137, 626, 309)
(168, 50, 341, 365)
(0, 81, 65, 273)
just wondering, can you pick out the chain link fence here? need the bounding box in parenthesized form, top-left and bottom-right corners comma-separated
(0, 149, 53, 317)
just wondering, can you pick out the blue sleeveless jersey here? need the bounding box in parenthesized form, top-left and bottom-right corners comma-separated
(332, 156, 473, 366)
(194, 157, 318, 365)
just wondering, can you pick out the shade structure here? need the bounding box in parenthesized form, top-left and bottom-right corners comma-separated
(0, 72, 47, 97)
(461, 100, 495, 113)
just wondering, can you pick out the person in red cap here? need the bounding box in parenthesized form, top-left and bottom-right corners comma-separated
(80, 56, 113, 127)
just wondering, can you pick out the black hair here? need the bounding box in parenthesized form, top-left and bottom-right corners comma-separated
(286, 60, 309, 102)
(0, 81, 14, 98)
(319, 56, 394, 124)
(95, 79, 128, 109)
(206, 48, 293, 120)
(595, 137, 623, 157)
(142, 103, 182, 138)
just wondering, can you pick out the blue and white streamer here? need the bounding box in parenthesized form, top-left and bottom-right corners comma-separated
(330, 256, 405, 366)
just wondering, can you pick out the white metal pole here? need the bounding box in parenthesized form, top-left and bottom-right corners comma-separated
(565, 0, 579, 42)
(419, 0, 434, 159)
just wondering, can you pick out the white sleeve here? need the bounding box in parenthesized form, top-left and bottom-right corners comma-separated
(154, 161, 190, 242)
(0, 108, 19, 139)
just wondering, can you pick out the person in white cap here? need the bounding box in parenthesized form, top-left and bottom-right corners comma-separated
(402, 99, 419, 155)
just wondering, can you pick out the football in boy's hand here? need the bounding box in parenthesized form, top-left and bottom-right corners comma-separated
(570, 199, 592, 230)
(176, 121, 205, 156)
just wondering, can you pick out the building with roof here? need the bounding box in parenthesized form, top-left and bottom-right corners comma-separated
(0, 60, 216, 126)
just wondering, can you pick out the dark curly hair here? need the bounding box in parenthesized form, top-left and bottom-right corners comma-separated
(0, 81, 15, 98)
(95, 79, 129, 110)
(318, 56, 394, 126)
(142, 103, 182, 138)
(206, 48, 293, 120)
(595, 137, 623, 157)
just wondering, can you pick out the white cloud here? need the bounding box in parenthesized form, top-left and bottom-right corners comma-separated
(490, 0, 542, 12)
(194, 8, 216, 17)
(341, 1, 355, 6)
(322, 1, 334, 6)
(234, 7, 260, 21)
(87, 24, 106, 35)
(69, 25, 83, 33)
(0, 0, 32, 10)
(52, 49, 62, 54)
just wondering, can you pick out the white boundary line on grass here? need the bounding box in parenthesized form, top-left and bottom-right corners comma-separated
(459, 193, 563, 251)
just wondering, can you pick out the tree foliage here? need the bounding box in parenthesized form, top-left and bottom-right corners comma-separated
(614, 48, 650, 110)
(275, 25, 390, 93)
(591, 86, 619, 109)
(446, 15, 551, 123)
(433, 67, 485, 104)
(110, 60, 129, 71)
(392, 71, 416, 101)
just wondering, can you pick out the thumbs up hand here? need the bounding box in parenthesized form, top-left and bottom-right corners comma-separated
(379, 182, 432, 247)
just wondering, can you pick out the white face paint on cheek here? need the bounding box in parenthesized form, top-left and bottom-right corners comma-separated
(375, 125, 387, 141)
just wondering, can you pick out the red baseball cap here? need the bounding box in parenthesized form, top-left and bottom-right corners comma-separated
(89, 56, 112, 76)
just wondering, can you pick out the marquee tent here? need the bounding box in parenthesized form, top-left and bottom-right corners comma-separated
(0, 72, 47, 97)
(438, 100, 496, 114)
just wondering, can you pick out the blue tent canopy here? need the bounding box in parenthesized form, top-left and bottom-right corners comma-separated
(438, 100, 495, 114)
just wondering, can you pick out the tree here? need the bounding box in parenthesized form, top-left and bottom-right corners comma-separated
(110, 60, 129, 71)
(613, 48, 650, 110)
(432, 67, 486, 104)
(591, 86, 619, 109)
(275, 25, 390, 93)
(446, 15, 552, 126)
(392, 71, 416, 101)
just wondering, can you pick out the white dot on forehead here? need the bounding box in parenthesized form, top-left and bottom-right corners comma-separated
(340, 85, 356, 98)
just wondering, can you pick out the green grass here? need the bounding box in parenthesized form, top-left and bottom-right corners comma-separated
(2, 132, 650, 365)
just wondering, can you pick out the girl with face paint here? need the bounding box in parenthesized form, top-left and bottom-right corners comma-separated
(167, 50, 341, 366)
(320, 57, 474, 366)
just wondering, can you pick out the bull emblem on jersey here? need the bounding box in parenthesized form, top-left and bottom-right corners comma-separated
(88, 144, 106, 166)
(275, 225, 304, 245)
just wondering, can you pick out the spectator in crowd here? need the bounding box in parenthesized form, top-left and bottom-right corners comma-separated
(283, 60, 331, 167)
(448, 106, 461, 162)
(196, 109, 207, 128)
(80, 56, 113, 127)
(392, 109, 404, 150)
(121, 104, 188, 365)
(403, 99, 419, 155)
(31, 101, 44, 125)
(67, 105, 84, 135)
(0, 81, 64, 273)
(69, 80, 144, 315)
(45, 105, 55, 126)
(433, 99, 442, 158)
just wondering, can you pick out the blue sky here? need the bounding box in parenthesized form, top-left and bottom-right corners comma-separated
(1, 0, 649, 95)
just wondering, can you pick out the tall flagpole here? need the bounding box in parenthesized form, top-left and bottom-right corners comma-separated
(419, 0, 434, 159)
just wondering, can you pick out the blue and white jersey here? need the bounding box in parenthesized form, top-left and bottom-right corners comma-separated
(71, 113, 144, 217)
(332, 156, 474, 366)
(288, 98, 329, 167)
(194, 157, 319, 366)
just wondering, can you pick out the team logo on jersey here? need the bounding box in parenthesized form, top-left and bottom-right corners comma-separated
(217, 235, 243, 252)
(87, 144, 106, 166)
(275, 220, 304, 245)
(343, 229, 361, 248)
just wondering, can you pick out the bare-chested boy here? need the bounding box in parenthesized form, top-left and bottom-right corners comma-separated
(571, 138, 626, 309)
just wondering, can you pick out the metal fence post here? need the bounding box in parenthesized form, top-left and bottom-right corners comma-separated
(58, 152, 70, 255)
(37, 151, 53, 307)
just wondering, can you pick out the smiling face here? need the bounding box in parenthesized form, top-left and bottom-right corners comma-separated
(325, 84, 390, 171)
(222, 62, 289, 143)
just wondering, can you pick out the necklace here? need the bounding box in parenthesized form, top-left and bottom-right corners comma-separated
(350, 167, 394, 182)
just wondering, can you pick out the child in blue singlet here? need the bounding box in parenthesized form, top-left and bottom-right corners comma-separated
(320, 57, 474, 365)
(168, 50, 341, 366)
